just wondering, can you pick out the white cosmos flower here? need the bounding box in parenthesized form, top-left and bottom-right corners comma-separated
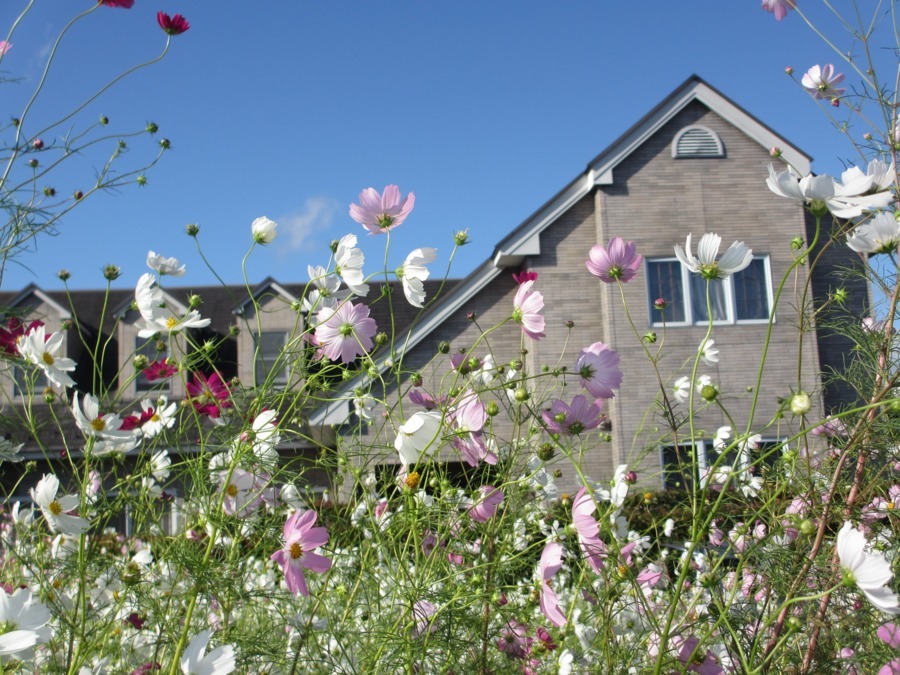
(303, 265, 349, 313)
(151, 449, 171, 482)
(766, 164, 835, 203)
(699, 338, 719, 365)
(180, 630, 236, 675)
(146, 251, 186, 277)
(674, 233, 752, 280)
(72, 393, 131, 441)
(335, 233, 369, 297)
(18, 325, 76, 389)
(137, 396, 178, 438)
(251, 216, 278, 245)
(398, 247, 437, 308)
(243, 409, 281, 467)
(0, 587, 51, 661)
(134, 273, 210, 338)
(846, 211, 900, 254)
(30, 474, 90, 535)
(836, 521, 900, 614)
(394, 411, 442, 468)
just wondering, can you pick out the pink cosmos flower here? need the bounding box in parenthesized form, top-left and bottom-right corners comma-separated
(497, 620, 533, 659)
(880, 660, 900, 675)
(219, 468, 263, 517)
(542, 395, 603, 436)
(576, 341, 622, 399)
(468, 486, 504, 523)
(539, 541, 566, 627)
(411, 600, 437, 638)
(141, 360, 177, 382)
(185, 372, 232, 418)
(270, 509, 332, 596)
(761, 0, 796, 21)
(585, 237, 642, 283)
(314, 302, 377, 364)
(878, 623, 900, 648)
(157, 12, 189, 35)
(349, 185, 415, 235)
(801, 64, 845, 101)
(512, 279, 545, 340)
(449, 391, 497, 466)
(409, 389, 446, 410)
(572, 487, 606, 573)
(675, 635, 725, 674)
(98, 0, 134, 7)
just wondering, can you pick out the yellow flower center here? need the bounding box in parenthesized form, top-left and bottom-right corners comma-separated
(91, 418, 106, 432)
(166, 316, 179, 329)
(289, 542, 303, 559)
(225, 484, 238, 497)
(42, 352, 55, 366)
(405, 471, 420, 489)
(888, 502, 895, 511)
(150, 413, 160, 422)
(49, 500, 63, 515)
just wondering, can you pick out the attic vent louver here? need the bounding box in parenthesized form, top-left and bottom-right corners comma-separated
(672, 125, 724, 158)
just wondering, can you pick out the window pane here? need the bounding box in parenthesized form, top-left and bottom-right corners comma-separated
(135, 337, 169, 391)
(647, 261, 685, 323)
(733, 258, 770, 321)
(690, 276, 727, 322)
(254, 332, 288, 386)
(662, 444, 698, 490)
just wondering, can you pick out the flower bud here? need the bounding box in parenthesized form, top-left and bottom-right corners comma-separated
(146, 122, 158, 134)
(133, 355, 150, 370)
(625, 471, 638, 484)
(653, 298, 668, 310)
(74, 190, 84, 200)
(510, 359, 523, 371)
(513, 387, 529, 402)
(437, 341, 450, 354)
(536, 443, 555, 461)
(159, 138, 171, 150)
(453, 229, 470, 246)
(99, 115, 109, 125)
(833, 288, 848, 304)
(57, 269, 71, 281)
(136, 175, 147, 186)
(643, 331, 657, 344)
(185, 223, 200, 236)
(43, 186, 56, 197)
(411, 373, 423, 387)
(769, 147, 782, 158)
(374, 332, 388, 347)
(565, 320, 574, 328)
(188, 294, 202, 309)
(229, 325, 240, 337)
(103, 264, 121, 281)
(789, 392, 811, 416)
(790, 236, 804, 251)
(27, 158, 38, 168)
(700, 385, 717, 402)
(799, 519, 816, 536)
(784, 66, 794, 75)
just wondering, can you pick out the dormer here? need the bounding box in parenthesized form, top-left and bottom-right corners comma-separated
(233, 278, 302, 389)
(1, 285, 72, 399)
(113, 288, 190, 400)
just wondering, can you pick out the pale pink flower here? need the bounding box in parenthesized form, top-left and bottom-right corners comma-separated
(877, 623, 900, 648)
(412, 600, 437, 638)
(802, 64, 845, 101)
(468, 486, 504, 523)
(270, 509, 332, 596)
(542, 395, 603, 436)
(512, 279, 545, 340)
(576, 341, 622, 399)
(219, 468, 263, 517)
(314, 302, 377, 363)
(762, 0, 796, 21)
(572, 487, 606, 573)
(539, 541, 566, 627)
(0, 42, 10, 56)
(350, 185, 415, 234)
(585, 237, 642, 283)
(880, 660, 900, 675)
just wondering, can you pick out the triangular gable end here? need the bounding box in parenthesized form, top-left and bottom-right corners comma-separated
(5, 284, 72, 320)
(232, 277, 298, 316)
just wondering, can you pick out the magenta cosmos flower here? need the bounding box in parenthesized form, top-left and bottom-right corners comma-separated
(585, 237, 642, 283)
(98, 0, 134, 7)
(542, 394, 603, 436)
(761, 0, 796, 21)
(157, 12, 190, 35)
(539, 541, 566, 627)
(512, 279, 545, 340)
(186, 372, 232, 418)
(271, 509, 332, 596)
(349, 185, 415, 235)
(576, 341, 623, 399)
(314, 302, 377, 364)
(142, 360, 177, 382)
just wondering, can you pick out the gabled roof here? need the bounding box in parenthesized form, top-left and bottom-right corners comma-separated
(5, 284, 72, 320)
(233, 277, 298, 315)
(493, 75, 811, 265)
(309, 75, 813, 426)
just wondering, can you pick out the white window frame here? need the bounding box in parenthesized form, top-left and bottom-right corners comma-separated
(647, 255, 774, 327)
(661, 436, 784, 490)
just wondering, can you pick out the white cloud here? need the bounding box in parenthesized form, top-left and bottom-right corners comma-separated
(279, 196, 339, 253)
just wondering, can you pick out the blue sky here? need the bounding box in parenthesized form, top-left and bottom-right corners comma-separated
(0, 1, 884, 292)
